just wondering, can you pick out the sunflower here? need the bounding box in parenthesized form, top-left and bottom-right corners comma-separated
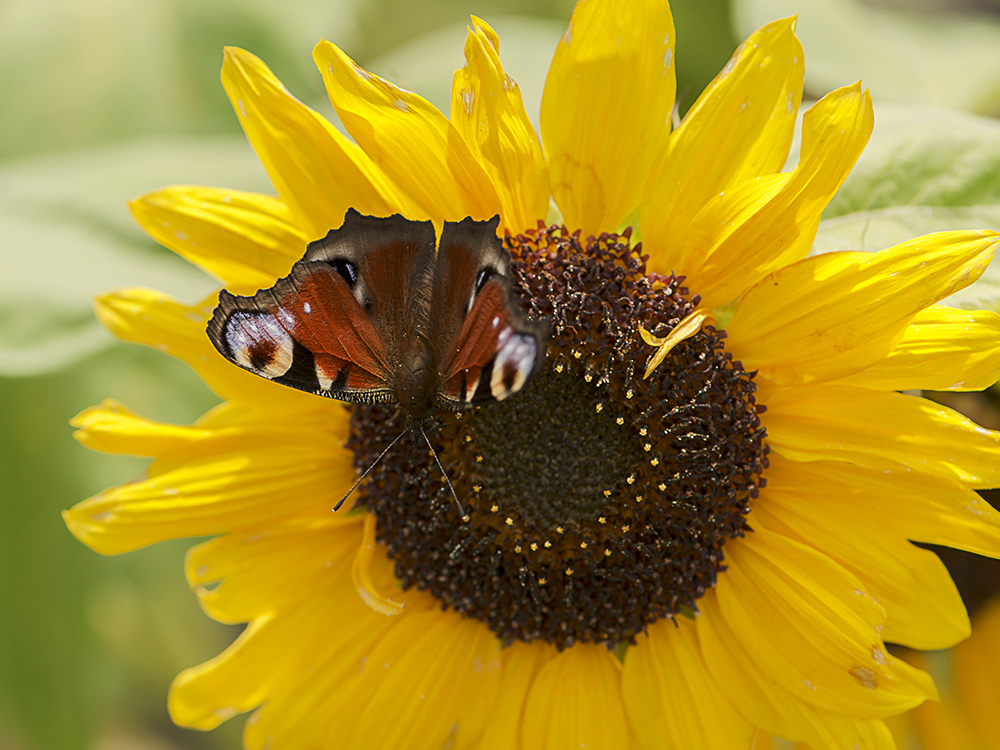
(65, 0, 1000, 747)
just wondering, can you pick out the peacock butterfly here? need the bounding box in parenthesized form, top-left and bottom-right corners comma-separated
(207, 209, 548, 423)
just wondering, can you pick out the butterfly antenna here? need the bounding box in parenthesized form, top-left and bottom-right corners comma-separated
(334, 427, 409, 512)
(420, 425, 466, 519)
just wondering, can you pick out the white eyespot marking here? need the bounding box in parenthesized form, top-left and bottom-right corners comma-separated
(492, 316, 500, 329)
(464, 370, 481, 402)
(303, 302, 311, 314)
(490, 328, 535, 400)
(316, 362, 333, 391)
(225, 311, 294, 378)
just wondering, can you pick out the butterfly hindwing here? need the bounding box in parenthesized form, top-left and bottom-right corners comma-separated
(432, 216, 547, 410)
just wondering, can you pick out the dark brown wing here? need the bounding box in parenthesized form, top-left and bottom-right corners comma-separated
(207, 209, 436, 405)
(430, 215, 548, 410)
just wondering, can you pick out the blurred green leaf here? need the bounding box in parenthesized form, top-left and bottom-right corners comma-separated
(731, 0, 1000, 115)
(363, 15, 566, 128)
(0, 137, 271, 376)
(825, 104, 1000, 216)
(812, 103, 1000, 309)
(0, 0, 363, 161)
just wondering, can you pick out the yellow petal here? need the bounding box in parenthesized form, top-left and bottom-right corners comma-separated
(175, 539, 430, 737)
(341, 611, 502, 750)
(757, 456, 969, 650)
(763, 384, 1000, 488)
(94, 288, 338, 412)
(477, 641, 554, 750)
(521, 643, 627, 750)
(240, 568, 437, 750)
(221, 47, 404, 240)
(698, 591, 899, 749)
(718, 528, 937, 717)
(186, 516, 362, 623)
(63, 411, 353, 554)
(726, 230, 998, 385)
(772, 457, 1000, 563)
(683, 83, 874, 308)
(450, 17, 549, 232)
(170, 614, 278, 729)
(836, 305, 1000, 392)
(71, 398, 209, 456)
(540, 0, 675, 237)
(130, 187, 307, 294)
(313, 40, 501, 224)
(642, 17, 803, 272)
(622, 616, 755, 749)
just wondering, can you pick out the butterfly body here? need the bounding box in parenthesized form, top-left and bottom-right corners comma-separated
(208, 209, 547, 421)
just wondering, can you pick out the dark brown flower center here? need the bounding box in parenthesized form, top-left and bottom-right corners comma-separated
(348, 224, 769, 648)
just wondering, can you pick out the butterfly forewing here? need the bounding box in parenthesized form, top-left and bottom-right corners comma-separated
(208, 209, 437, 405)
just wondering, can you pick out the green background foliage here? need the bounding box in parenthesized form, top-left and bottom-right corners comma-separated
(2, 0, 999, 748)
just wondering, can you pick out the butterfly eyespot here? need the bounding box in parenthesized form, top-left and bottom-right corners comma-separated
(329, 258, 358, 286)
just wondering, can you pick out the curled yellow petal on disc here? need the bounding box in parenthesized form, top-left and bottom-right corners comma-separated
(726, 230, 998, 385)
(352, 513, 404, 616)
(130, 187, 307, 295)
(640, 308, 715, 378)
(313, 40, 501, 224)
(764, 384, 1000, 489)
(622, 616, 754, 750)
(541, 0, 675, 237)
(698, 591, 897, 748)
(642, 17, 803, 272)
(683, 83, 874, 308)
(451, 17, 549, 232)
(521, 643, 628, 750)
(717, 527, 937, 718)
(836, 305, 1000, 392)
(221, 48, 402, 240)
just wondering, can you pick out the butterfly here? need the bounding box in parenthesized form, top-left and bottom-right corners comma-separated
(207, 209, 548, 423)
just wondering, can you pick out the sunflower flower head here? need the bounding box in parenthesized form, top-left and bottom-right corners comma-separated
(66, 2, 1000, 748)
